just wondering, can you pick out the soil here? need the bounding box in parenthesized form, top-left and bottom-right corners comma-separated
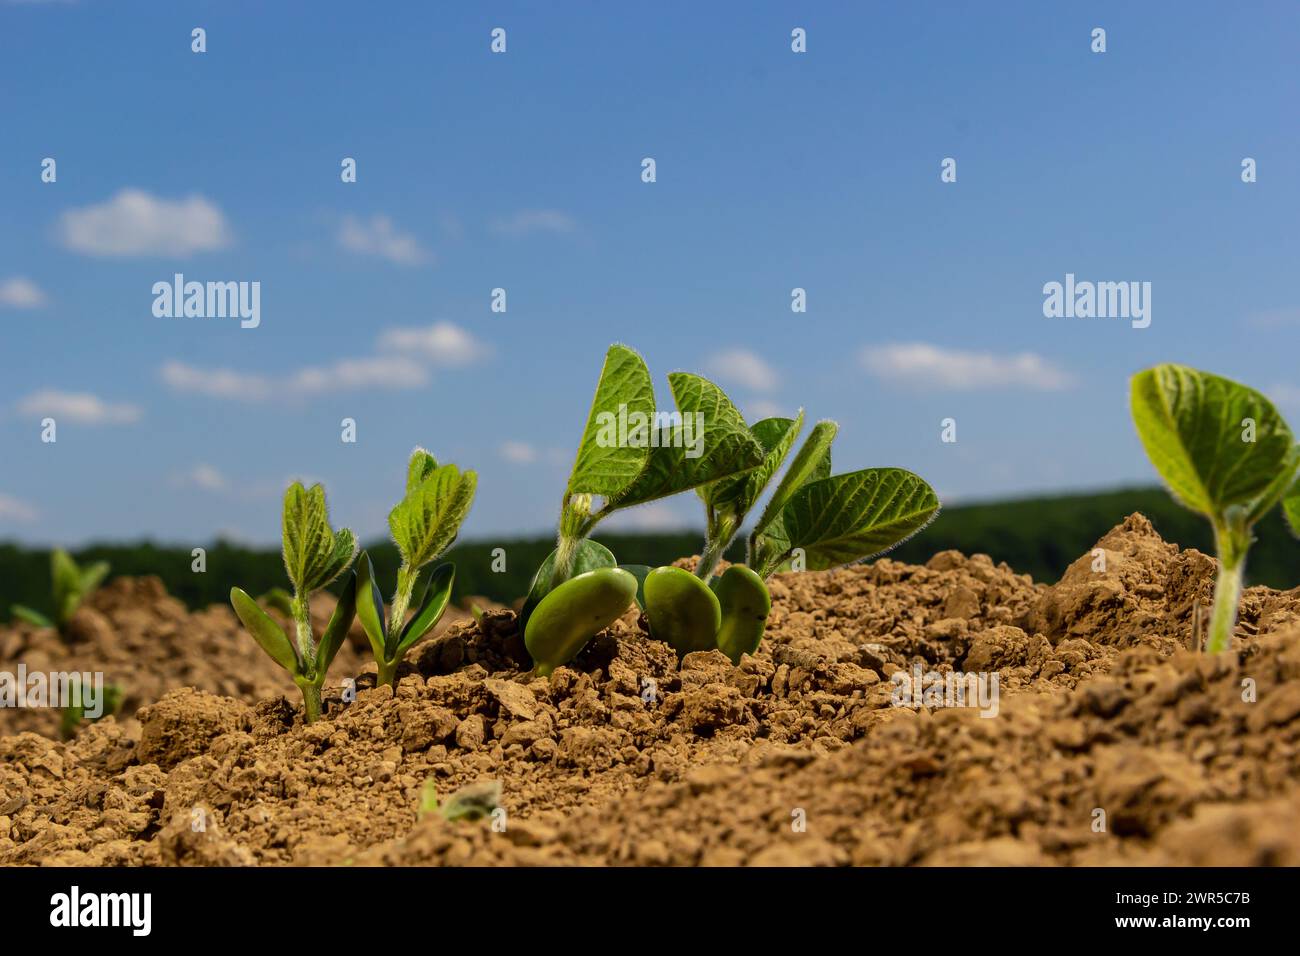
(2, 513, 1299, 867)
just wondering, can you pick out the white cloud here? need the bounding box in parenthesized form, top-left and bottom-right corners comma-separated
(603, 502, 693, 532)
(0, 493, 38, 523)
(0, 277, 47, 309)
(15, 389, 141, 424)
(1268, 383, 1300, 409)
(707, 349, 779, 392)
(860, 343, 1075, 391)
(337, 214, 431, 265)
(377, 322, 490, 366)
(182, 464, 228, 492)
(162, 355, 428, 401)
(499, 441, 538, 464)
(58, 189, 232, 257)
(746, 399, 786, 420)
(489, 209, 577, 238)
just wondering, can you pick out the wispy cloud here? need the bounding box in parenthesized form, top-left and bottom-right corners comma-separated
(162, 355, 429, 402)
(746, 398, 786, 420)
(499, 441, 538, 464)
(377, 322, 490, 366)
(707, 349, 779, 392)
(0, 277, 47, 309)
(178, 464, 228, 492)
(0, 493, 38, 523)
(488, 209, 577, 238)
(861, 343, 1075, 391)
(338, 214, 431, 265)
(1268, 383, 1300, 409)
(15, 389, 142, 424)
(57, 189, 232, 257)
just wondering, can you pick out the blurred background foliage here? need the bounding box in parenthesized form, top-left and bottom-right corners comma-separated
(2, 486, 1295, 618)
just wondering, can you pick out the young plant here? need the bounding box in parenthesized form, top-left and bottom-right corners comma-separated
(1131, 364, 1299, 653)
(11, 549, 110, 636)
(354, 449, 477, 687)
(230, 482, 358, 722)
(59, 679, 124, 739)
(520, 344, 766, 675)
(646, 407, 941, 663)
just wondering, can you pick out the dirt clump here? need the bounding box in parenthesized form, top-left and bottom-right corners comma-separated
(2, 513, 1299, 867)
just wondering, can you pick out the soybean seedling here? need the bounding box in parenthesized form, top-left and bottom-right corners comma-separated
(355, 448, 477, 687)
(520, 344, 766, 675)
(230, 482, 358, 722)
(1131, 364, 1300, 653)
(11, 549, 110, 638)
(647, 409, 941, 663)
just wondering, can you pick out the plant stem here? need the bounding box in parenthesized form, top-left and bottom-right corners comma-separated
(291, 595, 316, 671)
(1206, 520, 1248, 654)
(696, 514, 737, 583)
(388, 563, 417, 650)
(299, 680, 322, 723)
(377, 658, 400, 687)
(551, 493, 593, 590)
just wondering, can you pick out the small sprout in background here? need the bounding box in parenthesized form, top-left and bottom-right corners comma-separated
(521, 344, 765, 675)
(11, 549, 110, 639)
(1285, 478, 1300, 537)
(355, 448, 477, 687)
(1131, 364, 1299, 653)
(59, 679, 124, 740)
(469, 602, 486, 624)
(420, 779, 502, 823)
(230, 482, 358, 722)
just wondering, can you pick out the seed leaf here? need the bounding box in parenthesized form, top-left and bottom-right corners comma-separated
(519, 539, 616, 631)
(702, 413, 803, 519)
(231, 586, 300, 673)
(567, 344, 655, 498)
(438, 780, 502, 823)
(748, 420, 836, 547)
(11, 605, 54, 629)
(355, 551, 388, 662)
(317, 571, 358, 673)
(1131, 365, 1298, 521)
(618, 564, 653, 610)
(406, 447, 439, 493)
(759, 468, 939, 576)
(607, 373, 764, 510)
(398, 562, 455, 655)
(389, 464, 477, 569)
(282, 483, 357, 594)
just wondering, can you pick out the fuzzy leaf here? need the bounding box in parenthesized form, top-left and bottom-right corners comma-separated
(316, 571, 358, 673)
(566, 344, 656, 498)
(389, 464, 477, 569)
(398, 562, 455, 655)
(11, 605, 53, 629)
(702, 413, 803, 520)
(355, 551, 387, 663)
(606, 373, 765, 510)
(519, 539, 616, 631)
(1131, 365, 1298, 523)
(231, 587, 300, 673)
(749, 420, 837, 547)
(758, 468, 939, 577)
(406, 447, 439, 493)
(282, 483, 357, 594)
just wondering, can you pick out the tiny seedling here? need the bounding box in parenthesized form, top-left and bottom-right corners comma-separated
(59, 679, 124, 739)
(520, 344, 765, 674)
(11, 549, 110, 637)
(230, 482, 358, 722)
(355, 448, 477, 687)
(646, 406, 940, 663)
(1131, 364, 1299, 653)
(419, 778, 502, 822)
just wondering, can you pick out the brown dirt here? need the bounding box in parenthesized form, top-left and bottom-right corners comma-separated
(2, 513, 1299, 866)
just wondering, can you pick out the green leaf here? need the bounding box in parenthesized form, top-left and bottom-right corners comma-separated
(51, 549, 84, 623)
(389, 463, 477, 569)
(758, 468, 940, 577)
(1131, 365, 1298, 523)
(259, 587, 295, 617)
(316, 571, 358, 674)
(1286, 476, 1300, 537)
(11, 605, 53, 629)
(748, 420, 837, 549)
(519, 539, 617, 631)
(605, 373, 765, 510)
(355, 551, 387, 663)
(406, 447, 439, 493)
(79, 560, 110, 596)
(398, 562, 455, 656)
(281, 483, 357, 594)
(231, 587, 300, 673)
(701, 413, 803, 520)
(618, 564, 653, 610)
(566, 344, 655, 498)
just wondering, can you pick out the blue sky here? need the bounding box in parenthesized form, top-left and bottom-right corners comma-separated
(1, 0, 1297, 548)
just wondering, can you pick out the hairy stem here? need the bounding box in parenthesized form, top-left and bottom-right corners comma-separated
(299, 680, 322, 723)
(387, 564, 418, 651)
(696, 513, 738, 583)
(291, 594, 315, 673)
(377, 658, 400, 687)
(551, 493, 594, 590)
(1206, 520, 1249, 654)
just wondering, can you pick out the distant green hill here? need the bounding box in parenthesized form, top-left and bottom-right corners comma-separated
(2, 486, 1295, 618)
